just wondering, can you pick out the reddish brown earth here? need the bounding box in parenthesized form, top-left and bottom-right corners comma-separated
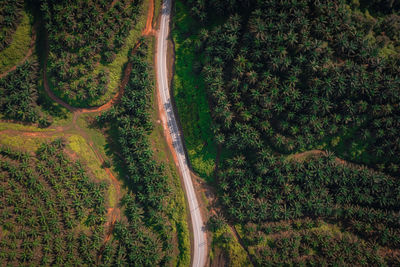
(290, 149, 349, 165)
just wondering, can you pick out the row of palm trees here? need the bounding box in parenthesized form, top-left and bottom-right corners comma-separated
(182, 0, 400, 264)
(0, 60, 46, 123)
(0, 140, 108, 265)
(41, 0, 141, 105)
(96, 40, 175, 266)
(252, 226, 391, 266)
(218, 153, 400, 246)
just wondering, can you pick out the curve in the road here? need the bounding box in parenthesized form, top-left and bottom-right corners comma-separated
(156, 0, 207, 266)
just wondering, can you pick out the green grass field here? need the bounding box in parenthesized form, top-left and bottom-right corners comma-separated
(0, 10, 32, 73)
(0, 121, 54, 132)
(0, 132, 52, 151)
(172, 0, 216, 181)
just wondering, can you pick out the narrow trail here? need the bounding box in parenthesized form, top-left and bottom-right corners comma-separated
(229, 224, 257, 266)
(0, 25, 37, 79)
(143, 0, 155, 36)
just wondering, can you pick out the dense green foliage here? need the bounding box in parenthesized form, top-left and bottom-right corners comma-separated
(97, 40, 175, 266)
(182, 0, 400, 264)
(0, 59, 49, 124)
(357, 0, 400, 14)
(220, 154, 400, 246)
(171, 0, 216, 180)
(240, 219, 398, 266)
(0, 140, 108, 265)
(0, 0, 24, 51)
(41, 0, 142, 105)
(200, 0, 400, 175)
(351, 0, 400, 56)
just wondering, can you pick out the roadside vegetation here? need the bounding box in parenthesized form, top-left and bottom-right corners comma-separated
(148, 38, 190, 266)
(97, 38, 189, 266)
(172, 0, 216, 181)
(179, 0, 400, 265)
(208, 216, 250, 267)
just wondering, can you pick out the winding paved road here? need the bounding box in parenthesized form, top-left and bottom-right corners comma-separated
(156, 0, 207, 266)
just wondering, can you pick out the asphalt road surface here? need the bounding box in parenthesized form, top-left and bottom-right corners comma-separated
(156, 0, 207, 266)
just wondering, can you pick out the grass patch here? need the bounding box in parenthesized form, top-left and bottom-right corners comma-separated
(0, 10, 32, 72)
(0, 132, 45, 152)
(153, 0, 162, 25)
(172, 0, 216, 181)
(67, 134, 116, 207)
(76, 114, 109, 159)
(0, 121, 53, 132)
(212, 224, 251, 267)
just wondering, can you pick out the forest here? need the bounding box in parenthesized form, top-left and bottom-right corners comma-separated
(0, 140, 108, 265)
(180, 0, 400, 265)
(0, 59, 50, 125)
(41, 0, 142, 106)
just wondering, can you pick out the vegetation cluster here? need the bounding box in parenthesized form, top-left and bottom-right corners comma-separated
(199, 0, 400, 175)
(0, 59, 49, 125)
(41, 0, 142, 105)
(239, 218, 392, 266)
(0, 140, 108, 265)
(182, 0, 400, 264)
